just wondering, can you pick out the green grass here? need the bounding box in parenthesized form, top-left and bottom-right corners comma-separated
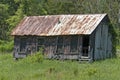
(0, 53, 120, 80)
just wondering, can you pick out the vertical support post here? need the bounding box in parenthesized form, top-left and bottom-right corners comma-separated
(78, 36, 82, 59)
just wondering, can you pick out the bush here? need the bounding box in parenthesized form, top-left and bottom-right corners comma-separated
(0, 41, 13, 53)
(31, 51, 44, 63)
(23, 49, 44, 63)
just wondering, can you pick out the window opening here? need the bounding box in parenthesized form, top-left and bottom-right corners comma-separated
(70, 35, 78, 53)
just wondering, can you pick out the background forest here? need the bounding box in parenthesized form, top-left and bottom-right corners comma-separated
(0, 0, 120, 52)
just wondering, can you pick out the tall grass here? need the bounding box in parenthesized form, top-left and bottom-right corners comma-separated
(0, 53, 120, 80)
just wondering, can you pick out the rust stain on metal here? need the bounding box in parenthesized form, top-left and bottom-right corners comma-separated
(11, 14, 107, 36)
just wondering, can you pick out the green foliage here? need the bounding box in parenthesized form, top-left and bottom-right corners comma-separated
(117, 46, 120, 50)
(6, 4, 25, 29)
(1, 53, 120, 80)
(73, 68, 78, 76)
(86, 68, 97, 76)
(23, 50, 44, 63)
(0, 40, 13, 53)
(0, 0, 120, 51)
(0, 4, 9, 40)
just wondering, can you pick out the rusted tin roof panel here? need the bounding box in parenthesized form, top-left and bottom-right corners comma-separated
(11, 14, 107, 36)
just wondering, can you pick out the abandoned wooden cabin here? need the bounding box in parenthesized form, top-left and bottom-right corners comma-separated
(11, 14, 113, 61)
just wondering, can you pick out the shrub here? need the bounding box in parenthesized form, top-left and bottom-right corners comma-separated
(0, 41, 13, 53)
(23, 49, 44, 63)
(31, 51, 44, 63)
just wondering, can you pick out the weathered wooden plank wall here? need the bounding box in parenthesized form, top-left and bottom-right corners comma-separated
(94, 21, 112, 60)
(14, 35, 84, 60)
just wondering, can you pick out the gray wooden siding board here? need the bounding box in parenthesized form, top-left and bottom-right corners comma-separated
(102, 24, 105, 59)
(107, 33, 112, 58)
(99, 24, 103, 59)
(44, 37, 56, 58)
(94, 25, 101, 60)
(78, 36, 82, 58)
(64, 36, 71, 54)
(103, 24, 108, 58)
(89, 32, 95, 60)
(100, 24, 104, 59)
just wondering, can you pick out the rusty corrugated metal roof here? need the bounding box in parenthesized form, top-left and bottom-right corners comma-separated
(11, 14, 107, 36)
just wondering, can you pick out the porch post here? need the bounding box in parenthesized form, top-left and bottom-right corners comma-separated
(78, 36, 82, 59)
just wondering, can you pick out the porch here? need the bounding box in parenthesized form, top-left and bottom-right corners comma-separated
(14, 35, 92, 61)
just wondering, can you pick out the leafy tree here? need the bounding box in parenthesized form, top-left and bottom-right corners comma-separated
(0, 0, 120, 51)
(0, 4, 9, 40)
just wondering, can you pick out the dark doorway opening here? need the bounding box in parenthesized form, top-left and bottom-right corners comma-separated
(82, 35, 89, 57)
